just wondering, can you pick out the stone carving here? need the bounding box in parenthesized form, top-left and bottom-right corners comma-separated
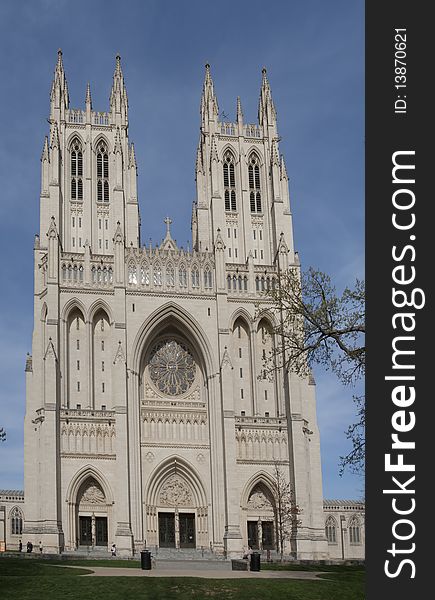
(149, 339, 196, 396)
(248, 488, 273, 511)
(160, 475, 192, 507)
(220, 346, 233, 370)
(81, 480, 105, 504)
(113, 341, 126, 365)
(145, 451, 155, 463)
(196, 453, 205, 464)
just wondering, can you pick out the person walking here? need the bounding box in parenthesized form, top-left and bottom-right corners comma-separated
(111, 543, 116, 557)
(39, 541, 43, 554)
(18, 540, 22, 552)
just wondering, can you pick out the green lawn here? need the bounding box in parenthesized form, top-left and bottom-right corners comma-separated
(0, 557, 365, 600)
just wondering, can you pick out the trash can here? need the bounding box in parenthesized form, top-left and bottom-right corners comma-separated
(250, 551, 261, 572)
(140, 550, 152, 570)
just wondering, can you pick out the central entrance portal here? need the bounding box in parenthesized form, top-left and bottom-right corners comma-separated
(78, 516, 107, 546)
(159, 512, 175, 548)
(179, 513, 195, 548)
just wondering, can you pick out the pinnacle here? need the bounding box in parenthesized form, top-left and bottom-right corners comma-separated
(85, 82, 92, 106)
(115, 53, 122, 73)
(236, 96, 243, 122)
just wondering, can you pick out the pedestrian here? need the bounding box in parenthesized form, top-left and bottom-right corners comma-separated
(111, 543, 116, 557)
(18, 540, 22, 552)
(39, 541, 43, 554)
(26, 541, 33, 553)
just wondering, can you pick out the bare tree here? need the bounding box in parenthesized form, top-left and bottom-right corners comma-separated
(0, 427, 5, 443)
(270, 462, 301, 561)
(260, 267, 365, 476)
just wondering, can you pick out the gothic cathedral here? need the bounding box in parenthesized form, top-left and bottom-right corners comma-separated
(23, 51, 328, 559)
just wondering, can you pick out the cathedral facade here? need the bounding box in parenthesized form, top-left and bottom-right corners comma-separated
(23, 52, 329, 559)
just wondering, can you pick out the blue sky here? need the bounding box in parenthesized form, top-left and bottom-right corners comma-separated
(0, 0, 364, 499)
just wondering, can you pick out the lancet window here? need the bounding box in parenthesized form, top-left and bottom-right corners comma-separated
(248, 154, 262, 212)
(223, 151, 237, 211)
(325, 516, 337, 544)
(71, 139, 83, 200)
(97, 141, 109, 203)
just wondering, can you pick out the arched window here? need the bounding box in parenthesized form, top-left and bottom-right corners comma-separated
(11, 507, 23, 535)
(191, 267, 199, 288)
(349, 517, 361, 544)
(325, 516, 337, 544)
(153, 263, 162, 286)
(166, 264, 175, 287)
(128, 262, 137, 284)
(227, 275, 232, 290)
(97, 141, 109, 203)
(71, 139, 83, 201)
(141, 263, 150, 285)
(248, 154, 262, 213)
(179, 264, 187, 287)
(204, 267, 212, 289)
(223, 151, 237, 211)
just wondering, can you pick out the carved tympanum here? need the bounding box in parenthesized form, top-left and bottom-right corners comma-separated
(159, 475, 192, 507)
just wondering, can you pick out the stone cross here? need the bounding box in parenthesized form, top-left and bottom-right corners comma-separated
(164, 216, 172, 237)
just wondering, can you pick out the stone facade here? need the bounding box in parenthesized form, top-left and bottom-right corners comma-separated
(20, 51, 360, 559)
(323, 500, 365, 560)
(0, 491, 25, 552)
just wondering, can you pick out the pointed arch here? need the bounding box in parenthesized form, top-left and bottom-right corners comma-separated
(92, 134, 111, 154)
(348, 515, 362, 544)
(145, 455, 207, 508)
(61, 298, 87, 323)
(69, 136, 84, 202)
(9, 506, 23, 535)
(241, 471, 277, 509)
(222, 148, 237, 212)
(66, 464, 114, 505)
(229, 307, 253, 332)
(178, 263, 187, 287)
(128, 260, 138, 285)
(88, 299, 113, 325)
(245, 147, 264, 167)
(67, 132, 85, 150)
(140, 261, 150, 285)
(325, 515, 338, 543)
(131, 302, 217, 378)
(190, 263, 200, 288)
(95, 136, 110, 204)
(165, 262, 175, 287)
(220, 143, 238, 162)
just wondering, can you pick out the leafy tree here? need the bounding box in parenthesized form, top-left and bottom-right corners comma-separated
(260, 267, 365, 476)
(271, 462, 301, 561)
(0, 427, 5, 442)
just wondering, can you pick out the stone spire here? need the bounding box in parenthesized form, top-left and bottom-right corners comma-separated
(110, 54, 128, 123)
(200, 63, 219, 129)
(41, 136, 49, 162)
(258, 67, 276, 128)
(50, 48, 69, 121)
(85, 82, 92, 108)
(129, 143, 137, 169)
(236, 96, 243, 125)
(280, 154, 288, 180)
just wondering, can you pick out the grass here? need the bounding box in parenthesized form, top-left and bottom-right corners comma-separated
(0, 557, 365, 600)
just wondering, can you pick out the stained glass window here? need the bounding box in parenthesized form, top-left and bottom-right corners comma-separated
(149, 339, 196, 396)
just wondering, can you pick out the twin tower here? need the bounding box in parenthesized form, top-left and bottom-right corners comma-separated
(24, 51, 327, 559)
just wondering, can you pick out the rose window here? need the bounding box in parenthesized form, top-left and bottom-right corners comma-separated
(149, 339, 196, 396)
